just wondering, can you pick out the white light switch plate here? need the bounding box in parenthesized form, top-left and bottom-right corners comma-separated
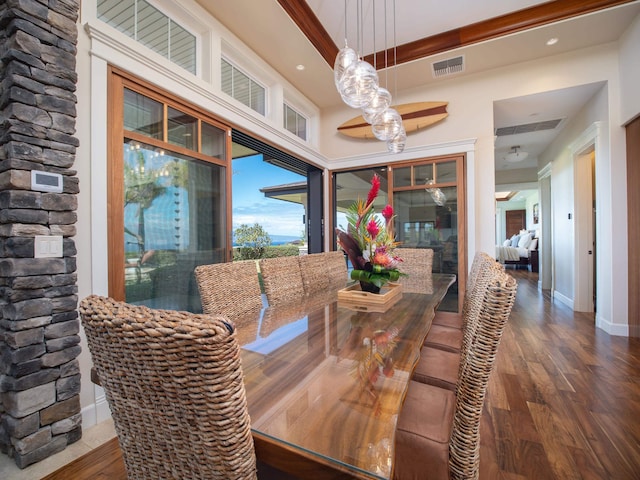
(34, 235, 63, 258)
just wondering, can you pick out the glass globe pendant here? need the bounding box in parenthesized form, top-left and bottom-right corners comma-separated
(334, 45, 358, 89)
(338, 60, 379, 109)
(362, 87, 392, 124)
(387, 127, 406, 153)
(371, 107, 403, 141)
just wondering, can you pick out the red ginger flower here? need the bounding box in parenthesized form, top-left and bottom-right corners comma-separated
(381, 204, 393, 222)
(366, 219, 380, 240)
(366, 173, 380, 207)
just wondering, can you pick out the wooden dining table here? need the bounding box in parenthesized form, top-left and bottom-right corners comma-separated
(237, 273, 456, 480)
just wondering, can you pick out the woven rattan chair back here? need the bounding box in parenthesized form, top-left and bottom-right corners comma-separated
(298, 253, 331, 295)
(195, 260, 263, 319)
(79, 295, 257, 480)
(397, 248, 434, 277)
(323, 250, 349, 287)
(459, 253, 504, 363)
(259, 256, 305, 306)
(449, 271, 517, 480)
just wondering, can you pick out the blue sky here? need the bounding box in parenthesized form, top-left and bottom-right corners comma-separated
(232, 154, 306, 239)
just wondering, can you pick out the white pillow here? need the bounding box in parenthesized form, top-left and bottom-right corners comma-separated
(503, 239, 511, 247)
(529, 238, 538, 251)
(517, 233, 532, 249)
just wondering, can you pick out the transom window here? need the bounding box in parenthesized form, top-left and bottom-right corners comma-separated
(98, 0, 196, 73)
(284, 104, 307, 140)
(221, 58, 266, 115)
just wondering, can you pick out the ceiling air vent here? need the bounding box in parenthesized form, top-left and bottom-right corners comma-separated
(432, 56, 464, 77)
(495, 118, 563, 136)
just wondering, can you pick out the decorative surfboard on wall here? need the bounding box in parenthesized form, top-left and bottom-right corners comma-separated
(337, 101, 448, 139)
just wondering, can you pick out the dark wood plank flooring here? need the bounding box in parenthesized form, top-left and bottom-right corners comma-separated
(43, 269, 640, 479)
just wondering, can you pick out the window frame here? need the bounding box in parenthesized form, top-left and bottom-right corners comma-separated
(107, 66, 233, 301)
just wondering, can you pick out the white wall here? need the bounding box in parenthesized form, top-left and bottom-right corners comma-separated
(620, 13, 640, 125)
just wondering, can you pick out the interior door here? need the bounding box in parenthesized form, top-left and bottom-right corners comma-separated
(506, 209, 526, 237)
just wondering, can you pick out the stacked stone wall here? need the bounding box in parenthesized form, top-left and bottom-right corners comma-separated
(0, 0, 81, 468)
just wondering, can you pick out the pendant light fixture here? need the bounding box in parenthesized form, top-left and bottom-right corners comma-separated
(334, 0, 405, 152)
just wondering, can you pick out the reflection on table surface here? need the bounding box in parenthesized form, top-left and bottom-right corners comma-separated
(237, 273, 456, 480)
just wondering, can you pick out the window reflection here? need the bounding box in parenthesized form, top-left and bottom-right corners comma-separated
(123, 141, 226, 312)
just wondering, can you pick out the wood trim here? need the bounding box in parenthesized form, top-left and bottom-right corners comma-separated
(456, 154, 467, 313)
(627, 115, 640, 337)
(107, 69, 126, 300)
(276, 0, 339, 68)
(279, 0, 635, 69)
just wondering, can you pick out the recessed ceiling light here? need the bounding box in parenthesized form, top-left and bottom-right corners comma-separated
(546, 37, 559, 46)
(296, 64, 305, 71)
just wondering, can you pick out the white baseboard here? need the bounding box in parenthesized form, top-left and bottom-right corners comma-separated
(596, 314, 629, 337)
(81, 386, 112, 429)
(553, 290, 574, 309)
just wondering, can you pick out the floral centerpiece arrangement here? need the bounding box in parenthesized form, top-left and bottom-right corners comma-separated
(336, 173, 405, 293)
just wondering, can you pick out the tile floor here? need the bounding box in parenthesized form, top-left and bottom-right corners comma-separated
(0, 419, 117, 480)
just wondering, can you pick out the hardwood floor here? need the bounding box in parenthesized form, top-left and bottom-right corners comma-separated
(480, 269, 640, 480)
(43, 269, 640, 479)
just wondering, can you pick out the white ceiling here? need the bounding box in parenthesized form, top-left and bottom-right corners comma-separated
(195, 0, 640, 172)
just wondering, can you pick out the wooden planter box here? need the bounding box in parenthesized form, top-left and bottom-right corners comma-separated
(337, 282, 403, 312)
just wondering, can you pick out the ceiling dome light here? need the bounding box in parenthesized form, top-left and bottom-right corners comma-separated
(504, 146, 529, 162)
(546, 37, 559, 46)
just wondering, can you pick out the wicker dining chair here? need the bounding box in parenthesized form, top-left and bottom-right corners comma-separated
(431, 251, 498, 328)
(79, 295, 258, 480)
(194, 260, 263, 319)
(323, 250, 349, 287)
(394, 271, 517, 480)
(298, 253, 331, 295)
(397, 247, 434, 277)
(423, 252, 501, 353)
(259, 256, 306, 306)
(412, 257, 505, 392)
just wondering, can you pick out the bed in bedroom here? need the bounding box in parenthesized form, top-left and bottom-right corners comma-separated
(496, 230, 538, 271)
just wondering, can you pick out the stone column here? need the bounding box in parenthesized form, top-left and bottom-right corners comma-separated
(0, 0, 81, 469)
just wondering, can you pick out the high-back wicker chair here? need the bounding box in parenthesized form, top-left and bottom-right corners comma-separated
(413, 254, 504, 391)
(397, 247, 434, 277)
(298, 253, 331, 295)
(323, 250, 349, 287)
(194, 260, 263, 319)
(423, 252, 502, 353)
(259, 256, 305, 306)
(394, 270, 517, 480)
(79, 295, 257, 480)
